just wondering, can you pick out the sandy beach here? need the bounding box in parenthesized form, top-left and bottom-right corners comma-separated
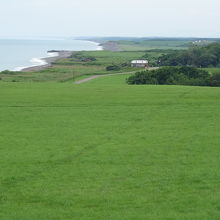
(98, 41, 122, 51)
(21, 50, 73, 72)
(85, 40, 121, 51)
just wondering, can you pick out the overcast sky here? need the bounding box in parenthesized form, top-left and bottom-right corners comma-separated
(1, 0, 219, 38)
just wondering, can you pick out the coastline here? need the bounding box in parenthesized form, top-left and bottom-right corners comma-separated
(80, 39, 121, 51)
(98, 41, 122, 51)
(86, 41, 103, 51)
(75, 38, 121, 51)
(21, 50, 72, 72)
(20, 40, 103, 72)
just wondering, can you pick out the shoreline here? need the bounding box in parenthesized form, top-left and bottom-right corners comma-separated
(21, 50, 73, 72)
(75, 38, 121, 51)
(98, 41, 122, 51)
(20, 40, 103, 72)
(79, 39, 121, 51)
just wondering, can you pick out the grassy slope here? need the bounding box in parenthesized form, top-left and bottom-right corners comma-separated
(0, 75, 220, 219)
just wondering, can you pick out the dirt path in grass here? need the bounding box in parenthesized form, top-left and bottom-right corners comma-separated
(74, 72, 130, 84)
(74, 68, 158, 84)
(74, 75, 103, 84)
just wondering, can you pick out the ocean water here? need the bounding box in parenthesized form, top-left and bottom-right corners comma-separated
(0, 39, 102, 71)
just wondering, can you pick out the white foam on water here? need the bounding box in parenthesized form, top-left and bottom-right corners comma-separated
(30, 57, 47, 66)
(88, 41, 103, 51)
(13, 57, 47, 71)
(47, 52, 59, 57)
(13, 52, 59, 71)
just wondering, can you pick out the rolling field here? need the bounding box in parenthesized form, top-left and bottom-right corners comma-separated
(0, 75, 220, 219)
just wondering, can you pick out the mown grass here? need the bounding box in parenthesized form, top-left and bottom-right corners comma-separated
(0, 74, 220, 219)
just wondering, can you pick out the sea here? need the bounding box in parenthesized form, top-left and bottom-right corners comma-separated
(0, 38, 102, 71)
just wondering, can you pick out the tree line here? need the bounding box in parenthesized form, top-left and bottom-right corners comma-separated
(127, 66, 220, 87)
(158, 43, 220, 67)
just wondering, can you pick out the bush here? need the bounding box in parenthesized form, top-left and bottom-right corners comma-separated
(208, 72, 220, 87)
(1, 70, 15, 75)
(126, 66, 214, 86)
(106, 65, 121, 71)
(106, 62, 129, 71)
(127, 71, 158, 85)
(70, 53, 96, 62)
(120, 62, 129, 67)
(79, 56, 96, 62)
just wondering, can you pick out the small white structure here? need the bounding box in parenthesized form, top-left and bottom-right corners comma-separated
(131, 60, 149, 68)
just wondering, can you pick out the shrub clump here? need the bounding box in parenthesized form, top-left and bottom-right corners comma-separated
(0, 70, 16, 75)
(70, 53, 96, 62)
(158, 43, 220, 68)
(208, 72, 220, 87)
(106, 63, 129, 71)
(106, 65, 121, 71)
(127, 66, 220, 87)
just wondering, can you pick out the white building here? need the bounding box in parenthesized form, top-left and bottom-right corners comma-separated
(131, 60, 149, 68)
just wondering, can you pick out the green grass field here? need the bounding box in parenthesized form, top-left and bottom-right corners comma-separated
(0, 74, 220, 219)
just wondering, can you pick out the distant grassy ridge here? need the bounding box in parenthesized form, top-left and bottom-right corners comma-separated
(80, 37, 220, 51)
(98, 38, 220, 51)
(115, 40, 192, 51)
